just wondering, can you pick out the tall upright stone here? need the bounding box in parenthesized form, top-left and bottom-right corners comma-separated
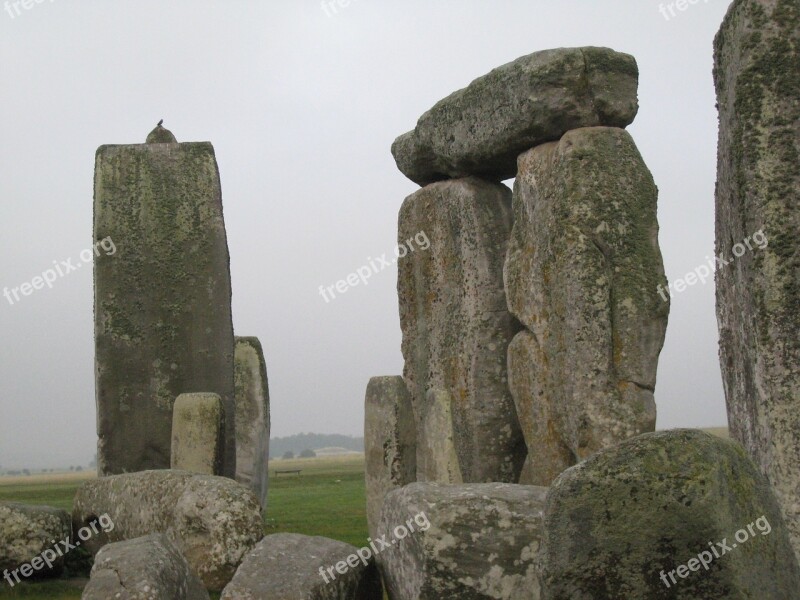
(505, 127, 669, 485)
(714, 0, 800, 560)
(234, 337, 271, 508)
(398, 177, 526, 483)
(94, 124, 236, 477)
(364, 376, 417, 540)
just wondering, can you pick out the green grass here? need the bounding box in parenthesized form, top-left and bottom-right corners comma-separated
(0, 455, 368, 599)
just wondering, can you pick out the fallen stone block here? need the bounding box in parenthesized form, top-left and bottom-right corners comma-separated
(72, 470, 263, 591)
(364, 376, 416, 541)
(392, 47, 639, 185)
(220, 533, 382, 600)
(0, 503, 71, 582)
(540, 429, 800, 599)
(379, 482, 546, 599)
(171, 392, 225, 475)
(82, 534, 209, 600)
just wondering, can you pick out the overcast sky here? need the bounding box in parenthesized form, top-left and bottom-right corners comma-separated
(0, 0, 734, 469)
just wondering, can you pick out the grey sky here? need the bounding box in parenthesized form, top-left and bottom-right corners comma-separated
(0, 0, 733, 469)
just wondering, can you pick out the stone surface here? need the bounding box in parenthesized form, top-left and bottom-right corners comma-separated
(540, 429, 800, 599)
(416, 390, 462, 484)
(0, 503, 71, 578)
(391, 47, 639, 185)
(220, 533, 383, 600)
(171, 393, 225, 475)
(398, 177, 525, 483)
(146, 123, 178, 144)
(364, 376, 416, 541)
(94, 138, 236, 478)
(714, 0, 800, 561)
(82, 534, 209, 600)
(72, 470, 263, 591)
(234, 337, 271, 509)
(504, 127, 668, 484)
(379, 482, 546, 599)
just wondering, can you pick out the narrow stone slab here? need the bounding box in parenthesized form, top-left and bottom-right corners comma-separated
(392, 47, 639, 185)
(379, 482, 547, 599)
(234, 337, 271, 509)
(540, 430, 800, 598)
(364, 376, 417, 540)
(83, 534, 209, 600)
(94, 133, 235, 478)
(417, 390, 462, 484)
(220, 533, 383, 600)
(0, 503, 71, 581)
(171, 393, 225, 475)
(504, 127, 668, 484)
(714, 0, 800, 562)
(72, 470, 263, 591)
(398, 177, 525, 484)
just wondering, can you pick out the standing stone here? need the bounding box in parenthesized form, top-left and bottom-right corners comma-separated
(234, 337, 271, 509)
(714, 0, 800, 561)
(83, 534, 210, 600)
(391, 47, 639, 185)
(72, 470, 263, 591)
(220, 533, 383, 600)
(171, 393, 225, 475)
(364, 376, 417, 541)
(94, 126, 236, 478)
(504, 127, 669, 484)
(379, 482, 546, 600)
(0, 503, 71, 579)
(398, 177, 525, 483)
(540, 430, 800, 599)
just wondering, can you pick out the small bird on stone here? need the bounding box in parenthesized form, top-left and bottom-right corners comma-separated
(157, 119, 164, 127)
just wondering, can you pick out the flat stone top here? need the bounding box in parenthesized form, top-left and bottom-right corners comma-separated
(96, 140, 215, 156)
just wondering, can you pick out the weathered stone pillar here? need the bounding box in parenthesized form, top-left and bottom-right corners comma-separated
(714, 0, 800, 560)
(93, 124, 236, 477)
(505, 127, 669, 485)
(398, 177, 526, 483)
(234, 337, 271, 508)
(171, 393, 225, 475)
(364, 376, 417, 540)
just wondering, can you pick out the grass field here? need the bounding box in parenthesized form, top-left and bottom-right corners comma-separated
(0, 455, 367, 599)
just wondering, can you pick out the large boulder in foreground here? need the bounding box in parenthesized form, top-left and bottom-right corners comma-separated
(398, 177, 525, 483)
(379, 482, 546, 599)
(220, 533, 382, 600)
(505, 126, 668, 485)
(540, 429, 800, 599)
(392, 47, 639, 185)
(82, 534, 209, 600)
(0, 503, 71, 580)
(364, 376, 416, 541)
(714, 0, 800, 561)
(72, 470, 263, 590)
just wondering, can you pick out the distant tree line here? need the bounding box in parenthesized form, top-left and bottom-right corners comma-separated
(270, 433, 364, 456)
